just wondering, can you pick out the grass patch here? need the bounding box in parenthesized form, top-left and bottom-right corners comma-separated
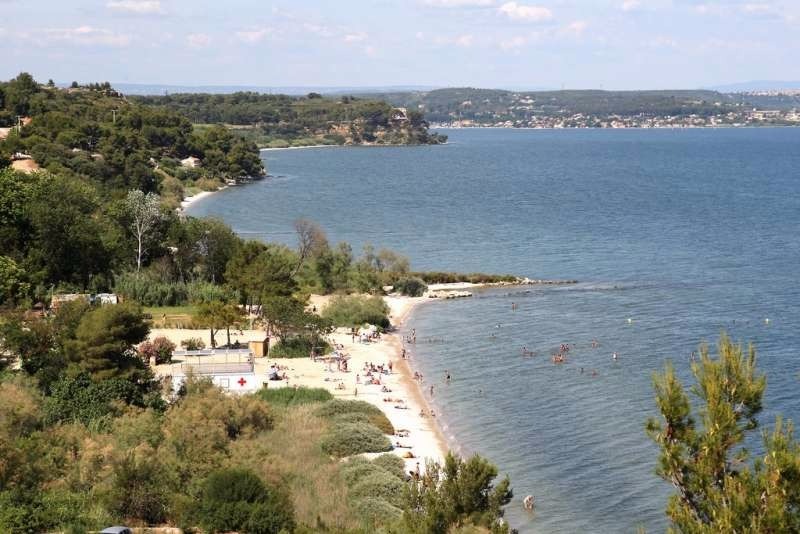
(143, 305, 199, 316)
(257, 387, 333, 407)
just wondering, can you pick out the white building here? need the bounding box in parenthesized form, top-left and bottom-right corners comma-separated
(180, 156, 202, 168)
(167, 349, 270, 394)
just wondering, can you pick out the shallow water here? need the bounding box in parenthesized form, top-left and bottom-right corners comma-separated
(189, 128, 800, 533)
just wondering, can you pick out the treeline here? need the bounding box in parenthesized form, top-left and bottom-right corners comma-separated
(0, 73, 264, 206)
(133, 92, 447, 148)
(368, 87, 747, 122)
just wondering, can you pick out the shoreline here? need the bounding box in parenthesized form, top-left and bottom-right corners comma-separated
(180, 186, 227, 211)
(148, 295, 449, 470)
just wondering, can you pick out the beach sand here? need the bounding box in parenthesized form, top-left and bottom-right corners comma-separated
(180, 187, 226, 210)
(149, 295, 447, 472)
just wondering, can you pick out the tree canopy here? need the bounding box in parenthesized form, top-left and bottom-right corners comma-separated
(647, 333, 800, 532)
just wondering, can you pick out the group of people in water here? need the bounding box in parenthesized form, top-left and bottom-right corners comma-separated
(517, 338, 621, 376)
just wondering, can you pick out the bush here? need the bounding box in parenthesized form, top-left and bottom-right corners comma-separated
(393, 277, 427, 297)
(351, 496, 402, 526)
(197, 468, 295, 534)
(320, 422, 392, 457)
(180, 337, 205, 350)
(266, 139, 290, 149)
(316, 399, 394, 434)
(340, 457, 384, 486)
(322, 295, 390, 329)
(270, 336, 331, 359)
(349, 471, 406, 507)
(257, 386, 333, 406)
(138, 336, 176, 364)
(371, 453, 406, 480)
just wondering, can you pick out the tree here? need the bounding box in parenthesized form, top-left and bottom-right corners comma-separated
(194, 301, 243, 348)
(225, 242, 298, 311)
(292, 218, 328, 276)
(65, 302, 150, 382)
(0, 256, 30, 305)
(647, 333, 800, 532)
(4, 72, 39, 115)
(197, 468, 295, 534)
(402, 452, 513, 534)
(124, 189, 163, 272)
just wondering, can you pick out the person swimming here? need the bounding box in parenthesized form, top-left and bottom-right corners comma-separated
(523, 495, 535, 511)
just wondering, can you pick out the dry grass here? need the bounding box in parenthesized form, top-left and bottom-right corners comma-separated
(230, 404, 358, 531)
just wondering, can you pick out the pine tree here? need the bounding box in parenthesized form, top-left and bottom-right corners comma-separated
(647, 333, 800, 532)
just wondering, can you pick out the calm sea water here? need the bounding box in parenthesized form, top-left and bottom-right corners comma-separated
(189, 128, 800, 533)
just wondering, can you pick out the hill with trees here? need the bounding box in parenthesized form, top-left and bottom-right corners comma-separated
(0, 73, 264, 207)
(132, 92, 447, 148)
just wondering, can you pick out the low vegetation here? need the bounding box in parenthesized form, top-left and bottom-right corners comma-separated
(320, 421, 393, 458)
(316, 399, 395, 434)
(257, 386, 333, 406)
(322, 294, 391, 329)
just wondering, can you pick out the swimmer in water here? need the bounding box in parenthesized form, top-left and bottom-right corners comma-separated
(612, 352, 618, 361)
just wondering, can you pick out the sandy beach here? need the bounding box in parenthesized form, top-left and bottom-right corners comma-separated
(149, 294, 447, 471)
(180, 187, 227, 211)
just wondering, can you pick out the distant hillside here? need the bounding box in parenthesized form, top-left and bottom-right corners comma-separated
(711, 80, 800, 92)
(111, 83, 439, 96)
(133, 92, 446, 147)
(365, 88, 742, 123)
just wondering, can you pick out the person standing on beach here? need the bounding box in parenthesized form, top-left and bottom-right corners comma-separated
(430, 384, 434, 397)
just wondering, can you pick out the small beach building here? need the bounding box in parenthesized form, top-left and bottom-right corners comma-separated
(180, 156, 202, 168)
(166, 348, 267, 394)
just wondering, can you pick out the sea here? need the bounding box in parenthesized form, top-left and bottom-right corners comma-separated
(187, 128, 800, 533)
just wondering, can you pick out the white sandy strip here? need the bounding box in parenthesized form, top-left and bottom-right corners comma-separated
(180, 187, 227, 210)
(149, 295, 447, 472)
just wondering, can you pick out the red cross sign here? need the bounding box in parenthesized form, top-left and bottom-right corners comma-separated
(237, 377, 247, 387)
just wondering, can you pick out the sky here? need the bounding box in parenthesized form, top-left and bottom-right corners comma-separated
(0, 0, 798, 90)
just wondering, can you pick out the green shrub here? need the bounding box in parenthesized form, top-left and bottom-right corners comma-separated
(197, 468, 295, 534)
(270, 336, 331, 359)
(257, 386, 333, 406)
(332, 412, 395, 435)
(351, 496, 403, 526)
(371, 453, 406, 480)
(180, 337, 205, 350)
(322, 295, 390, 329)
(340, 457, 384, 486)
(320, 422, 392, 457)
(316, 399, 394, 434)
(393, 277, 427, 297)
(137, 336, 176, 364)
(349, 471, 406, 507)
(266, 139, 290, 149)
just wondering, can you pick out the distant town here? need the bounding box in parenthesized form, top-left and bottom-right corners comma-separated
(366, 88, 800, 130)
(431, 107, 800, 129)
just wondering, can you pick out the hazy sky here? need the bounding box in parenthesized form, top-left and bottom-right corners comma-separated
(1, 0, 798, 89)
